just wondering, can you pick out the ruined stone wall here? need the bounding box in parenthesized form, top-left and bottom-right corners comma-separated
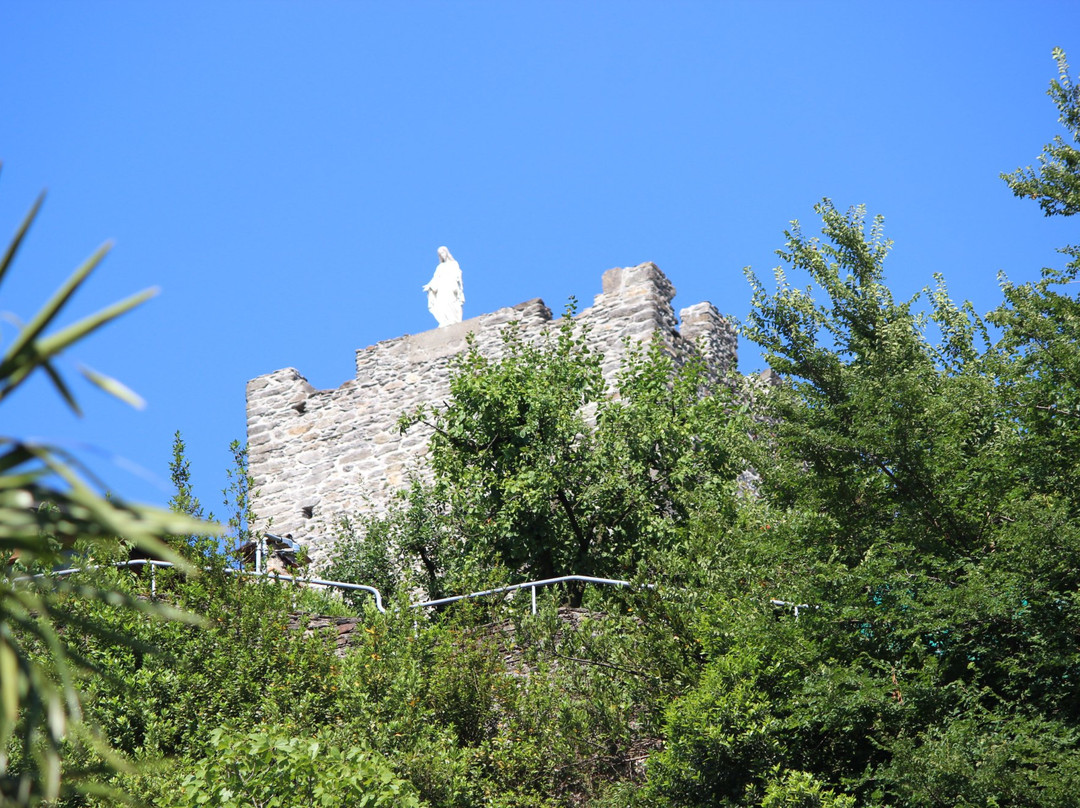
(246, 263, 736, 564)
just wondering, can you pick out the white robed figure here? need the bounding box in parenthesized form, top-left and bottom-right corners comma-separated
(424, 246, 464, 327)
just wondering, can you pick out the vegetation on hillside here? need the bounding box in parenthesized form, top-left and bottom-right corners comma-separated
(4, 47, 1080, 806)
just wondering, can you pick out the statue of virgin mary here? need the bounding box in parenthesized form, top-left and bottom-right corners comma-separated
(423, 246, 464, 327)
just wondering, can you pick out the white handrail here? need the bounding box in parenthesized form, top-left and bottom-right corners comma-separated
(12, 559, 386, 613)
(412, 574, 643, 615)
(14, 562, 813, 622)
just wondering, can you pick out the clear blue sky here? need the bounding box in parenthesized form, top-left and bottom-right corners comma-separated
(2, 2, 1077, 520)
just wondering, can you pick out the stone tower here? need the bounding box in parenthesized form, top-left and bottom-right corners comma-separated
(246, 262, 735, 564)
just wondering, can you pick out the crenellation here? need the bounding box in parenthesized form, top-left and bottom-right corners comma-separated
(246, 262, 736, 565)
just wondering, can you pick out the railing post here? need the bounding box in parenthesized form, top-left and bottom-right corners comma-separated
(531, 584, 537, 615)
(151, 562, 156, 600)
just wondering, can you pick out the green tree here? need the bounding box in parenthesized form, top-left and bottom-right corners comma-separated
(642, 50, 1080, 807)
(394, 314, 741, 603)
(992, 45, 1080, 517)
(742, 201, 1009, 567)
(645, 195, 1080, 804)
(168, 431, 205, 520)
(0, 172, 215, 804)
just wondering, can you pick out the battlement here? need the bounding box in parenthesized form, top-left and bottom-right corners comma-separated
(246, 263, 736, 563)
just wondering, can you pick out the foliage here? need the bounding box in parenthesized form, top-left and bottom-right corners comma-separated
(642, 73, 1080, 799)
(67, 569, 341, 765)
(876, 712, 1080, 808)
(324, 497, 426, 606)
(1002, 47, 1080, 218)
(0, 170, 216, 804)
(168, 431, 205, 521)
(639, 54, 1080, 800)
(9, 434, 661, 806)
(742, 201, 1009, 567)
(166, 725, 421, 808)
(389, 313, 741, 603)
(991, 46, 1080, 521)
(327, 596, 677, 807)
(43, 540, 678, 807)
(221, 439, 255, 557)
(759, 770, 856, 808)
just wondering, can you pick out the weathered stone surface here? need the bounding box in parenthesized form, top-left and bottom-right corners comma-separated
(247, 263, 736, 565)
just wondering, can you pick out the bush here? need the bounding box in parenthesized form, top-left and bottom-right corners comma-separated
(164, 725, 422, 808)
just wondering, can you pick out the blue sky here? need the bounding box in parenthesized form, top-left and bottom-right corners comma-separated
(2, 2, 1077, 519)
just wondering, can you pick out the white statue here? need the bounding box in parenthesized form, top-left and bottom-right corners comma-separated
(423, 246, 464, 327)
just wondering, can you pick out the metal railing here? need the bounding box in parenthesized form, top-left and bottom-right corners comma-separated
(412, 574, 643, 615)
(16, 554, 806, 621)
(13, 559, 386, 613)
(15, 564, 642, 617)
(13, 559, 174, 596)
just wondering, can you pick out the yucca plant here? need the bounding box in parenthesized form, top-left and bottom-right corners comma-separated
(0, 165, 218, 805)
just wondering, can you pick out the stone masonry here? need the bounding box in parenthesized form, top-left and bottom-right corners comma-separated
(246, 263, 736, 564)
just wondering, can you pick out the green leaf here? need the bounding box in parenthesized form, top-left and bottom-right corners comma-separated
(0, 284, 159, 404)
(0, 240, 113, 377)
(78, 364, 147, 410)
(0, 187, 43, 292)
